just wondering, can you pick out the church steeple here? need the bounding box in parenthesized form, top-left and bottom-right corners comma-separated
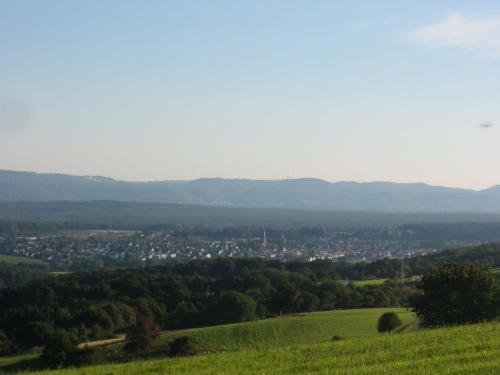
(261, 230, 267, 249)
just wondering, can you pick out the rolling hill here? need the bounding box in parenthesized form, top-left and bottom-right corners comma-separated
(2, 170, 500, 213)
(10, 321, 498, 374)
(159, 308, 416, 351)
(3, 200, 500, 228)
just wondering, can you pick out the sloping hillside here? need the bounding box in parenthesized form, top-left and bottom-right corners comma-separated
(24, 322, 500, 374)
(162, 308, 415, 351)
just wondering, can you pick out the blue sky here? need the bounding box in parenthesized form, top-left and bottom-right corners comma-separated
(1, 1, 499, 189)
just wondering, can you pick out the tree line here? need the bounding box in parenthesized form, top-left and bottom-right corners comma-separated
(0, 262, 50, 289)
(0, 257, 414, 354)
(1, 242, 498, 353)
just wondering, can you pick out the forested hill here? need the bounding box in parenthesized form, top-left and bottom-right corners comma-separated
(2, 170, 500, 213)
(0, 242, 497, 353)
(3, 201, 500, 229)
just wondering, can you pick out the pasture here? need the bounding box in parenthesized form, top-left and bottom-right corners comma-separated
(0, 254, 47, 266)
(19, 321, 499, 374)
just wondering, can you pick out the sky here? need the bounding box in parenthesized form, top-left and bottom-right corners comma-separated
(1, 1, 499, 189)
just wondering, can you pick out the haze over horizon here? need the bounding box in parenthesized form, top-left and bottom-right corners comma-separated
(2, 168, 499, 192)
(1, 1, 500, 189)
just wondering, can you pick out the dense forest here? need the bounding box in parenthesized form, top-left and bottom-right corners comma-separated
(0, 263, 50, 289)
(3, 201, 500, 229)
(0, 259, 410, 353)
(0, 243, 498, 354)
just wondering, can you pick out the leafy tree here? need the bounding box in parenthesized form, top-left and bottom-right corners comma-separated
(212, 291, 256, 323)
(377, 312, 402, 333)
(270, 283, 303, 314)
(0, 329, 11, 354)
(123, 316, 160, 356)
(23, 321, 54, 347)
(101, 303, 136, 331)
(413, 263, 497, 327)
(169, 336, 200, 357)
(170, 301, 199, 328)
(74, 306, 114, 335)
(300, 291, 319, 312)
(40, 329, 78, 368)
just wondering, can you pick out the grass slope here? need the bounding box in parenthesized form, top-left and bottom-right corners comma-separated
(0, 308, 415, 372)
(26, 322, 499, 374)
(165, 308, 415, 351)
(350, 279, 388, 286)
(0, 254, 47, 266)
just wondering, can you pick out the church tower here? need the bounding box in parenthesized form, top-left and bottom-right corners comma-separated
(261, 230, 267, 249)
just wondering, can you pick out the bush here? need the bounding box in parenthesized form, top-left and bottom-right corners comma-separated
(75, 306, 115, 337)
(123, 316, 161, 357)
(0, 329, 12, 354)
(377, 312, 402, 333)
(24, 321, 54, 347)
(102, 303, 136, 331)
(212, 291, 256, 324)
(40, 329, 78, 368)
(413, 263, 497, 327)
(168, 336, 200, 357)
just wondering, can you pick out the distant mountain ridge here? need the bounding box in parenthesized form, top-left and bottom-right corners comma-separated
(1, 170, 500, 213)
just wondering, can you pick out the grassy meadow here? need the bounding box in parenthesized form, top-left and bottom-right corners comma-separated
(0, 307, 415, 373)
(162, 307, 415, 351)
(349, 278, 388, 286)
(19, 321, 499, 374)
(0, 254, 47, 266)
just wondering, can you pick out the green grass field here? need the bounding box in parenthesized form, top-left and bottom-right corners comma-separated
(0, 308, 415, 373)
(0, 254, 47, 266)
(350, 278, 388, 286)
(20, 321, 499, 374)
(0, 353, 39, 373)
(163, 307, 415, 351)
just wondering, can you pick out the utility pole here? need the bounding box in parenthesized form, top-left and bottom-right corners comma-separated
(401, 258, 405, 308)
(401, 258, 405, 286)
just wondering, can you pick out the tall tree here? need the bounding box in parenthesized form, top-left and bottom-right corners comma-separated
(413, 263, 497, 327)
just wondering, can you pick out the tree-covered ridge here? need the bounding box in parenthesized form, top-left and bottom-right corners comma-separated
(2, 170, 500, 213)
(0, 263, 50, 289)
(0, 258, 410, 354)
(3, 201, 500, 230)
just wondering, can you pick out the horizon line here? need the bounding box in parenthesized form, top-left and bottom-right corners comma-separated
(0, 168, 497, 192)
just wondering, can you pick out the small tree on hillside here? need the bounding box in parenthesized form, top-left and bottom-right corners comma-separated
(168, 336, 200, 357)
(413, 263, 497, 327)
(40, 329, 78, 368)
(123, 316, 161, 357)
(0, 330, 12, 354)
(212, 291, 256, 323)
(377, 312, 402, 333)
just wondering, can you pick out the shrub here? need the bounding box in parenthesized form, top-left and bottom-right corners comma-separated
(101, 302, 136, 331)
(212, 291, 256, 323)
(168, 336, 200, 357)
(75, 306, 115, 337)
(413, 263, 497, 327)
(123, 316, 160, 357)
(40, 329, 78, 368)
(0, 329, 12, 354)
(377, 312, 402, 333)
(24, 321, 54, 347)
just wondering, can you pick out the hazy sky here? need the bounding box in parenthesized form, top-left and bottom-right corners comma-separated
(1, 1, 499, 189)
